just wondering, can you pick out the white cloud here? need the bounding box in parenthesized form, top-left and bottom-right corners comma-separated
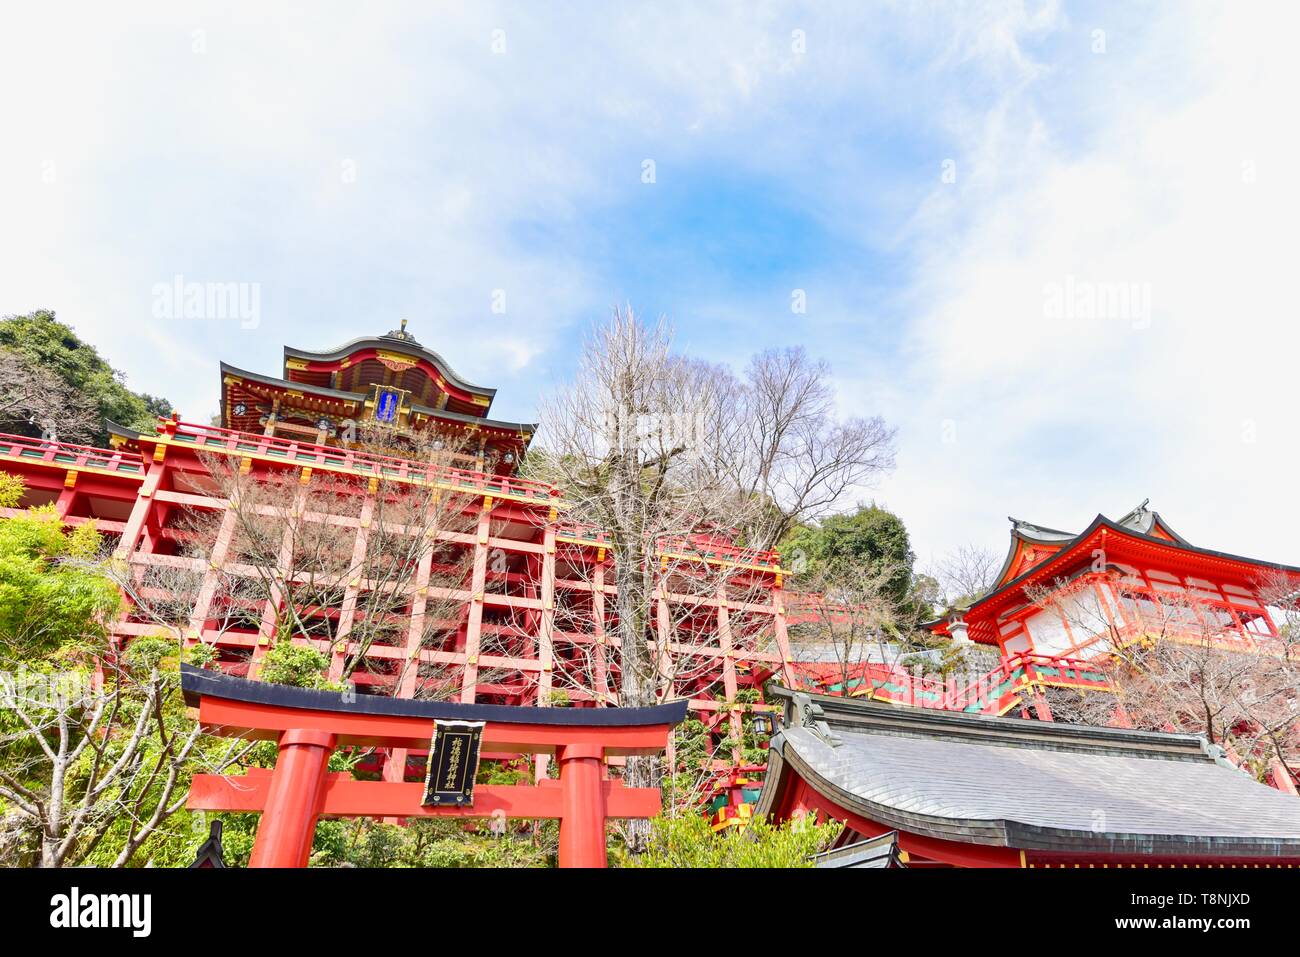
(871, 1, 1300, 566)
(2, 1, 1294, 572)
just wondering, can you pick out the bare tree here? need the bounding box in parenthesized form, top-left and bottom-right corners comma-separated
(0, 654, 252, 867)
(787, 560, 904, 697)
(932, 544, 1000, 608)
(0, 348, 101, 445)
(0, 518, 252, 870)
(726, 347, 897, 546)
(534, 525, 782, 693)
(0, 484, 252, 867)
(533, 306, 896, 847)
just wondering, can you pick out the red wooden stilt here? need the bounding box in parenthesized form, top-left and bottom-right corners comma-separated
(557, 743, 606, 868)
(249, 728, 337, 868)
(1031, 690, 1054, 722)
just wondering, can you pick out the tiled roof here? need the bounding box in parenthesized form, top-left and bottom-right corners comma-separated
(758, 689, 1300, 859)
(812, 831, 903, 868)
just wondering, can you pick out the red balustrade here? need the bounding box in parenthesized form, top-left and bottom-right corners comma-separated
(159, 419, 561, 500)
(0, 432, 143, 474)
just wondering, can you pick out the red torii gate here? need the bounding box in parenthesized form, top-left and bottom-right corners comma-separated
(181, 666, 686, 867)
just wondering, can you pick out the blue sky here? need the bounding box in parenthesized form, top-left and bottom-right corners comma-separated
(3, 2, 1298, 570)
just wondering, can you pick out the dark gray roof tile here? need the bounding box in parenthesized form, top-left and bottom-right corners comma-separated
(759, 688, 1300, 859)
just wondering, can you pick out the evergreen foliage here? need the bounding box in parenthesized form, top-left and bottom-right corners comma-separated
(0, 309, 172, 445)
(780, 503, 915, 603)
(0, 505, 119, 657)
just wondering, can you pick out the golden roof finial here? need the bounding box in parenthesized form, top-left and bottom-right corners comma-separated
(383, 318, 419, 343)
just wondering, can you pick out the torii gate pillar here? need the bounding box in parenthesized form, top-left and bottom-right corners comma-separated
(557, 743, 606, 868)
(249, 729, 338, 868)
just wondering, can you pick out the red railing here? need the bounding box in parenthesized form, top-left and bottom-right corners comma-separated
(805, 651, 1111, 715)
(159, 420, 561, 501)
(555, 519, 607, 543)
(657, 536, 780, 570)
(0, 433, 145, 475)
(555, 521, 781, 571)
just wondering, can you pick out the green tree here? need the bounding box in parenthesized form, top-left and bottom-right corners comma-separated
(0, 474, 23, 508)
(0, 489, 249, 867)
(780, 503, 915, 605)
(307, 818, 554, 868)
(908, 571, 943, 621)
(0, 505, 120, 657)
(0, 309, 172, 446)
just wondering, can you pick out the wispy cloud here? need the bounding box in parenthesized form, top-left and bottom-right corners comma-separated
(866, 2, 1300, 566)
(2, 2, 1294, 566)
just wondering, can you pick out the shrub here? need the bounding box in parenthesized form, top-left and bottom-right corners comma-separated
(625, 810, 841, 868)
(258, 641, 331, 688)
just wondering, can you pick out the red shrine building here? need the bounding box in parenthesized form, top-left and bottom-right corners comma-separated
(926, 501, 1297, 662)
(217, 320, 534, 474)
(905, 502, 1300, 798)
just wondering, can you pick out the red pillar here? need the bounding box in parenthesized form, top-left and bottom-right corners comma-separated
(556, 743, 606, 868)
(1031, 690, 1054, 722)
(1268, 759, 1299, 796)
(249, 728, 337, 868)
